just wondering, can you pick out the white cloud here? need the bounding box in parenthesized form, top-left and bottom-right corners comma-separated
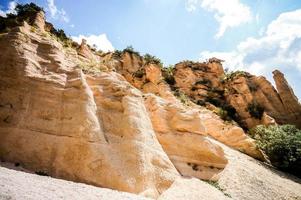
(200, 9, 301, 98)
(72, 34, 115, 53)
(47, 0, 69, 23)
(185, 0, 252, 38)
(0, 1, 17, 17)
(185, 0, 198, 12)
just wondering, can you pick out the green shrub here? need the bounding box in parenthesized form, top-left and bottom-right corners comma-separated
(173, 89, 190, 105)
(247, 101, 264, 119)
(251, 125, 301, 177)
(15, 3, 44, 17)
(0, 3, 44, 33)
(223, 70, 251, 82)
(162, 65, 176, 85)
(217, 108, 229, 121)
(112, 50, 122, 59)
(123, 45, 140, 56)
(143, 53, 162, 67)
(49, 28, 70, 46)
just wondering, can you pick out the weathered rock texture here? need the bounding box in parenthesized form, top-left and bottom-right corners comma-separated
(172, 61, 301, 129)
(0, 22, 179, 199)
(273, 70, 301, 126)
(144, 94, 228, 181)
(0, 12, 243, 198)
(112, 53, 264, 160)
(1, 10, 301, 200)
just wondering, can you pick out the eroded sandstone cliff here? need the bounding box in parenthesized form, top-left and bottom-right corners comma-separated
(0, 10, 301, 200)
(171, 60, 301, 129)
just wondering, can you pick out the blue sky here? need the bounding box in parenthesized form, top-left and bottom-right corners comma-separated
(1, 0, 301, 99)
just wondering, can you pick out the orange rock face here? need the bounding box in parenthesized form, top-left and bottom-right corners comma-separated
(172, 60, 301, 129)
(272, 70, 301, 127)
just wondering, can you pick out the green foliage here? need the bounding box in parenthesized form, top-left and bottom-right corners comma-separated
(223, 70, 251, 82)
(49, 28, 72, 47)
(251, 125, 301, 177)
(123, 45, 140, 56)
(112, 50, 122, 59)
(0, 3, 44, 33)
(247, 101, 264, 119)
(173, 89, 190, 105)
(0, 2, 43, 33)
(15, 3, 44, 17)
(217, 108, 229, 121)
(143, 53, 162, 67)
(0, 2, 72, 48)
(162, 65, 176, 85)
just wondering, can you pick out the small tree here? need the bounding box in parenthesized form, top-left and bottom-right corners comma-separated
(251, 125, 301, 177)
(15, 3, 44, 17)
(123, 45, 140, 56)
(143, 53, 162, 66)
(0, 3, 44, 33)
(162, 65, 176, 85)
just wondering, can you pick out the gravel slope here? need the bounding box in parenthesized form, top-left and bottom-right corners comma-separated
(214, 140, 301, 200)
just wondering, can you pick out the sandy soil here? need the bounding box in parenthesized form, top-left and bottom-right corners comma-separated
(0, 163, 149, 200)
(213, 139, 301, 200)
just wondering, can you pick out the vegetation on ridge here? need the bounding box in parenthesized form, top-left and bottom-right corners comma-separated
(251, 124, 301, 178)
(0, 3, 43, 33)
(162, 65, 176, 85)
(222, 70, 251, 82)
(0, 3, 72, 48)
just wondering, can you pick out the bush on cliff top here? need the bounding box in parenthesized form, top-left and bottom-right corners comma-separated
(250, 125, 301, 177)
(162, 65, 176, 85)
(143, 53, 162, 67)
(0, 3, 43, 33)
(222, 70, 251, 82)
(0, 3, 71, 47)
(123, 45, 140, 56)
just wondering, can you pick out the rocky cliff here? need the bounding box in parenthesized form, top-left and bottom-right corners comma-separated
(171, 60, 301, 129)
(0, 10, 301, 200)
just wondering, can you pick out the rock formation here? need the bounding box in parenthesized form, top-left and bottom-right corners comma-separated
(171, 60, 301, 129)
(0, 20, 179, 199)
(0, 8, 301, 200)
(273, 70, 301, 126)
